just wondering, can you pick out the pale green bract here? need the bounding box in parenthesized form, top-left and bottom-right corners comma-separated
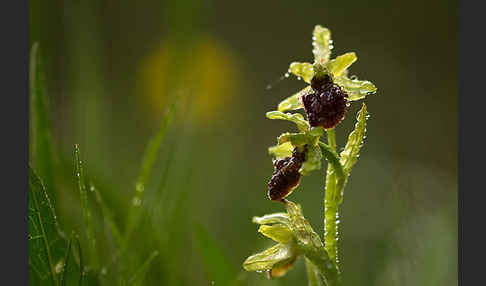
(289, 62, 314, 83)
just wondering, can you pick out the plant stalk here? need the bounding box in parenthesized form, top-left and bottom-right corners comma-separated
(324, 128, 339, 263)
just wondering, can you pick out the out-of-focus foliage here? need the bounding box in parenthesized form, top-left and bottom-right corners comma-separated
(29, 0, 457, 285)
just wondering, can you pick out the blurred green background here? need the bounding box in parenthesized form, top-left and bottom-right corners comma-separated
(30, 0, 457, 285)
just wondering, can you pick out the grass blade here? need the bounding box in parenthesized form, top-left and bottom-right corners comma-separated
(125, 103, 176, 242)
(73, 236, 85, 286)
(29, 42, 56, 203)
(74, 144, 98, 271)
(193, 223, 237, 285)
(60, 236, 73, 286)
(91, 183, 123, 249)
(127, 250, 159, 286)
(29, 166, 61, 286)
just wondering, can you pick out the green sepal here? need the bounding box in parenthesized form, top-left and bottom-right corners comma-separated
(252, 213, 290, 226)
(268, 141, 294, 159)
(288, 62, 314, 83)
(258, 224, 293, 244)
(335, 75, 377, 101)
(312, 25, 332, 65)
(326, 52, 356, 78)
(243, 243, 299, 273)
(277, 86, 309, 112)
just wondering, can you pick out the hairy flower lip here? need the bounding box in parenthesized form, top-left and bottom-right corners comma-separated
(267, 148, 306, 201)
(301, 82, 349, 129)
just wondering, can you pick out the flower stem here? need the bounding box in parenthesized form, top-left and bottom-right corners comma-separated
(324, 128, 339, 263)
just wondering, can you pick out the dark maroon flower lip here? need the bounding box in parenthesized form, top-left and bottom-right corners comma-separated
(267, 148, 306, 201)
(302, 75, 349, 129)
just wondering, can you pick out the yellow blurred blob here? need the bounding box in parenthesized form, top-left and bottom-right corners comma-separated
(138, 37, 239, 122)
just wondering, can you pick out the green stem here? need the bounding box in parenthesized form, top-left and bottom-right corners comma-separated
(324, 129, 339, 263)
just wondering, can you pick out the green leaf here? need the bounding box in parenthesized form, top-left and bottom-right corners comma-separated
(278, 132, 311, 146)
(194, 223, 236, 285)
(74, 145, 98, 270)
(243, 243, 298, 273)
(29, 42, 56, 204)
(326, 52, 357, 77)
(312, 25, 332, 65)
(277, 86, 309, 112)
(252, 213, 290, 226)
(258, 224, 293, 244)
(125, 102, 176, 244)
(268, 142, 294, 159)
(266, 111, 309, 132)
(128, 250, 159, 286)
(335, 76, 377, 101)
(340, 103, 368, 175)
(289, 62, 314, 83)
(29, 166, 65, 286)
(284, 200, 341, 286)
(299, 144, 322, 175)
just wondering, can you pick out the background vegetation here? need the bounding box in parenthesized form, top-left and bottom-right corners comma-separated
(29, 0, 457, 285)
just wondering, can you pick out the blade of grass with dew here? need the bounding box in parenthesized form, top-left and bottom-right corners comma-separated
(29, 166, 65, 286)
(127, 250, 159, 286)
(73, 236, 85, 286)
(60, 235, 73, 286)
(125, 103, 176, 244)
(74, 145, 98, 271)
(194, 223, 238, 285)
(60, 234, 84, 286)
(29, 42, 56, 203)
(90, 183, 123, 249)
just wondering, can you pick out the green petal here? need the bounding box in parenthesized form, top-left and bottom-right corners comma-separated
(252, 213, 290, 226)
(259, 224, 293, 244)
(289, 62, 314, 83)
(268, 142, 293, 159)
(335, 75, 377, 101)
(243, 243, 298, 273)
(326, 52, 357, 77)
(266, 111, 309, 132)
(299, 144, 322, 175)
(277, 86, 309, 112)
(312, 25, 332, 65)
(340, 103, 367, 174)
